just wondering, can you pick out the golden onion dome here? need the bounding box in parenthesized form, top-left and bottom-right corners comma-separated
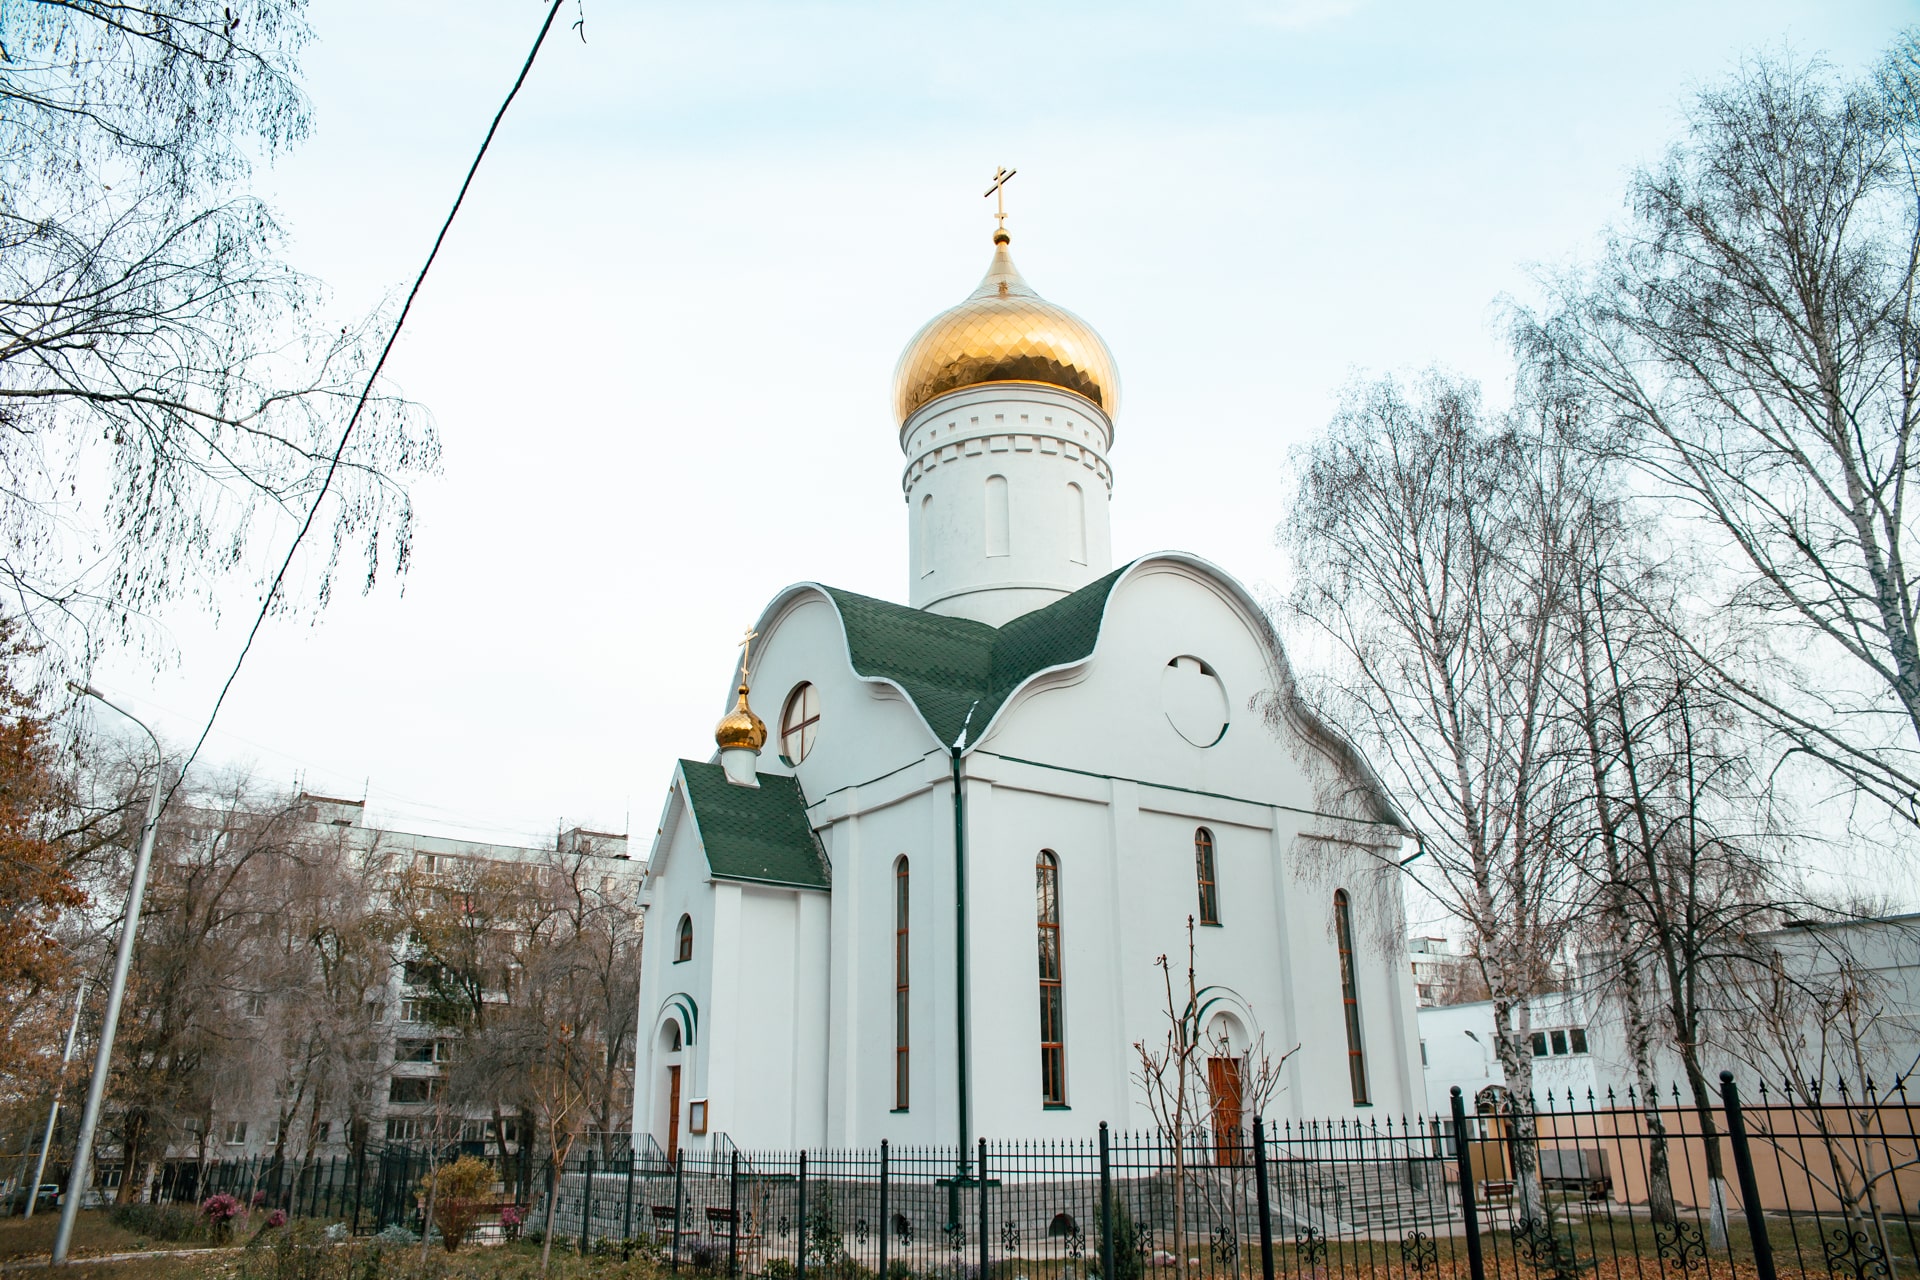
(714, 685, 767, 753)
(892, 232, 1120, 428)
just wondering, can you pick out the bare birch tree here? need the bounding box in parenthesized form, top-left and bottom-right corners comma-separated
(1518, 36, 1920, 830)
(1284, 369, 1590, 1221)
(1, 1, 438, 663)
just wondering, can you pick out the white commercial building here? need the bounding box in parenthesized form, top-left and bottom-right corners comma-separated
(633, 223, 1424, 1155)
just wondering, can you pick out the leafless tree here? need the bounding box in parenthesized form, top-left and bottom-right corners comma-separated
(1133, 916, 1295, 1280)
(1555, 487, 1787, 1243)
(1284, 369, 1589, 1220)
(1517, 36, 1920, 831)
(1, 1, 437, 664)
(1717, 916, 1920, 1264)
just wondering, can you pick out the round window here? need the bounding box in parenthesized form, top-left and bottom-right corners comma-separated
(1161, 657, 1228, 747)
(780, 682, 821, 763)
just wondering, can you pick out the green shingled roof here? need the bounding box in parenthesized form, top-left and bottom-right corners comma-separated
(678, 760, 831, 890)
(820, 565, 1127, 747)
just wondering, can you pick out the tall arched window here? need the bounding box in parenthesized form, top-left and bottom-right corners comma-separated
(1195, 828, 1220, 925)
(985, 475, 1010, 557)
(894, 856, 910, 1110)
(676, 914, 693, 964)
(1334, 890, 1369, 1104)
(919, 493, 935, 576)
(1066, 482, 1087, 565)
(1036, 851, 1066, 1105)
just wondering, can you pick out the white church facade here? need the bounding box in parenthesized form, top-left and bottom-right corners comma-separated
(632, 217, 1422, 1155)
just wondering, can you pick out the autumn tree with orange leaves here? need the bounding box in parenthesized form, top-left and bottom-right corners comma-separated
(0, 617, 85, 1121)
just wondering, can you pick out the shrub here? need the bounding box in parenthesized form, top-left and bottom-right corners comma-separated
(204, 1193, 245, 1242)
(111, 1202, 204, 1242)
(500, 1204, 525, 1242)
(373, 1225, 419, 1246)
(415, 1155, 496, 1253)
(766, 1259, 795, 1279)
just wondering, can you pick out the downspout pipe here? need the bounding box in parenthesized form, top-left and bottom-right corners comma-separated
(949, 744, 972, 1168)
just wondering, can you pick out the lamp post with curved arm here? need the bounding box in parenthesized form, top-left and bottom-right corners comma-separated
(52, 684, 169, 1265)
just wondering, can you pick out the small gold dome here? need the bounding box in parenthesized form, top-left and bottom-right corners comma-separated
(892, 234, 1120, 428)
(714, 685, 767, 752)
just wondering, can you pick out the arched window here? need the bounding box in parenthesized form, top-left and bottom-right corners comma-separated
(1036, 851, 1066, 1105)
(919, 493, 935, 576)
(676, 914, 693, 964)
(1334, 890, 1369, 1104)
(780, 682, 820, 764)
(1195, 828, 1220, 925)
(985, 475, 1010, 557)
(1067, 482, 1087, 565)
(894, 856, 910, 1110)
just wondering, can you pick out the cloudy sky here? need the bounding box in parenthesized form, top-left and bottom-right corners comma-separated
(84, 0, 1913, 852)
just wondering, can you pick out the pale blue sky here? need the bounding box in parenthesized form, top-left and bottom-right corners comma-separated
(89, 1, 1915, 853)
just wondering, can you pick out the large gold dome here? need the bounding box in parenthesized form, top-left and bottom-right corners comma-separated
(892, 233, 1119, 428)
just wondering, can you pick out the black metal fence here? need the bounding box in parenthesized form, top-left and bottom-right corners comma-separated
(108, 1070, 1920, 1280)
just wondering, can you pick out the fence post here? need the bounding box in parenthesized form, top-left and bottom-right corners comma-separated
(624, 1149, 637, 1243)
(350, 1151, 364, 1235)
(1719, 1072, 1778, 1280)
(1099, 1123, 1115, 1280)
(796, 1151, 809, 1280)
(582, 1148, 595, 1256)
(878, 1141, 890, 1280)
(976, 1137, 988, 1280)
(1450, 1087, 1485, 1280)
(672, 1149, 687, 1275)
(729, 1150, 741, 1278)
(1252, 1117, 1274, 1280)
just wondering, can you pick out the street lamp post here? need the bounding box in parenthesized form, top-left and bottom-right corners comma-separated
(52, 685, 168, 1264)
(24, 980, 87, 1220)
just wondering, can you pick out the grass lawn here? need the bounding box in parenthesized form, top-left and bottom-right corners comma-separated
(0, 1213, 669, 1280)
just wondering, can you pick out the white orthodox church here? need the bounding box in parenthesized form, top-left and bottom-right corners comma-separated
(633, 215, 1421, 1155)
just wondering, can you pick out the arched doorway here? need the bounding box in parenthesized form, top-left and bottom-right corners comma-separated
(1205, 1012, 1249, 1165)
(657, 1020, 684, 1159)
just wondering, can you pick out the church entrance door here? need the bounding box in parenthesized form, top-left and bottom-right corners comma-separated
(1207, 1056, 1244, 1166)
(667, 1066, 681, 1160)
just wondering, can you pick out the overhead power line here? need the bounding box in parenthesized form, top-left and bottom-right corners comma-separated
(167, 0, 570, 805)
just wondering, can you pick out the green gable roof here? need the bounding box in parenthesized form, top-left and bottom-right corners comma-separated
(678, 761, 831, 890)
(820, 565, 1127, 748)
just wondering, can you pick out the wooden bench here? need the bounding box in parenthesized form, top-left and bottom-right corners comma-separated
(1479, 1180, 1515, 1203)
(706, 1207, 763, 1266)
(650, 1204, 702, 1250)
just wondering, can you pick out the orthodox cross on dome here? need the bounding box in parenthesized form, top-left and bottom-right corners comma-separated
(983, 166, 1018, 234)
(737, 627, 759, 686)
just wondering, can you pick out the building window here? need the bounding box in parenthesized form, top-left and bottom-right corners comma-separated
(985, 475, 1010, 557)
(398, 999, 425, 1024)
(920, 493, 935, 576)
(1037, 851, 1066, 1106)
(780, 683, 821, 764)
(895, 856, 910, 1110)
(314, 1121, 331, 1143)
(1194, 828, 1220, 925)
(385, 1118, 422, 1143)
(1067, 482, 1087, 565)
(223, 1120, 248, 1146)
(1551, 1029, 1569, 1056)
(244, 993, 267, 1018)
(389, 1077, 442, 1104)
(1334, 889, 1369, 1105)
(1569, 1027, 1589, 1055)
(676, 914, 694, 963)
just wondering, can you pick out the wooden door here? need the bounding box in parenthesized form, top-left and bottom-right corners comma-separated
(1208, 1056, 1244, 1165)
(667, 1065, 681, 1160)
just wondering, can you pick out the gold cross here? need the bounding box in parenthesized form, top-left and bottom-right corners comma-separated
(983, 166, 1018, 233)
(737, 627, 759, 685)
